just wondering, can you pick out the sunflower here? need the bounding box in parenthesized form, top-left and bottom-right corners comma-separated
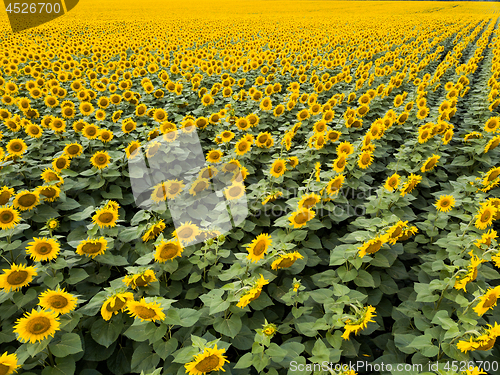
(270, 159, 286, 178)
(483, 167, 500, 185)
(454, 255, 484, 292)
(357, 151, 373, 169)
(475, 229, 498, 249)
(0, 352, 20, 375)
(206, 149, 223, 164)
(420, 154, 440, 173)
(0, 205, 21, 230)
(288, 156, 299, 169)
(14, 308, 59, 344)
(235, 117, 251, 131)
(63, 143, 83, 159)
(142, 220, 166, 242)
(400, 174, 422, 196)
(123, 270, 157, 289)
(36, 185, 61, 203)
(484, 117, 500, 133)
(0, 263, 37, 292)
(384, 173, 400, 191)
(100, 292, 134, 321)
(385, 221, 408, 245)
(52, 156, 70, 172)
(201, 94, 214, 106)
(262, 191, 283, 205)
(185, 345, 229, 375)
(173, 221, 200, 244)
(25, 124, 43, 138)
(475, 205, 497, 230)
(220, 130, 235, 143)
(337, 141, 354, 156)
(271, 252, 304, 270)
(6, 139, 27, 157)
(342, 305, 376, 340)
(289, 207, 315, 229)
(13, 190, 39, 211)
(40, 168, 63, 186)
(246, 234, 272, 263)
(326, 130, 341, 143)
(38, 287, 77, 315)
(358, 235, 387, 258)
(473, 286, 500, 316)
(298, 193, 321, 210)
(79, 101, 94, 116)
(126, 298, 165, 322)
(154, 239, 183, 262)
(326, 175, 345, 196)
(90, 151, 111, 169)
(484, 135, 500, 153)
(121, 119, 136, 133)
(92, 207, 119, 228)
(0, 187, 14, 206)
(163, 179, 185, 199)
(151, 182, 168, 203)
(98, 129, 113, 143)
(125, 141, 141, 160)
(332, 154, 347, 173)
(235, 138, 251, 156)
(82, 123, 99, 139)
(435, 195, 455, 213)
(76, 237, 107, 258)
(237, 274, 269, 309)
(224, 182, 245, 201)
(26, 237, 60, 262)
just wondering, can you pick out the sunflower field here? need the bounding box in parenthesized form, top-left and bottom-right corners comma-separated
(2, 0, 500, 374)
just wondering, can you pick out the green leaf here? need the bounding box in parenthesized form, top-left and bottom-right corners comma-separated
(130, 342, 161, 374)
(68, 206, 95, 221)
(41, 356, 76, 375)
(234, 352, 253, 369)
(91, 317, 123, 348)
(213, 315, 242, 338)
(102, 185, 123, 199)
(49, 333, 83, 357)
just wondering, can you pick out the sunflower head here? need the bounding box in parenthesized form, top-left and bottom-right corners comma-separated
(14, 308, 60, 344)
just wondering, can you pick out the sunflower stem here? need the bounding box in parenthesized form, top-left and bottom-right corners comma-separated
(47, 347, 55, 367)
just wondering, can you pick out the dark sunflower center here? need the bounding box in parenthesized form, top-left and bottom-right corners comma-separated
(295, 212, 309, 225)
(36, 243, 52, 254)
(81, 243, 102, 254)
(0, 192, 10, 205)
(277, 257, 295, 268)
(1, 211, 13, 223)
(27, 317, 51, 334)
(19, 194, 36, 207)
(135, 275, 152, 287)
(160, 244, 179, 259)
(7, 270, 28, 285)
(302, 198, 316, 209)
(481, 210, 492, 222)
(195, 354, 219, 373)
(48, 295, 68, 308)
(87, 128, 97, 136)
(253, 241, 266, 256)
(0, 363, 10, 375)
(56, 159, 66, 169)
(68, 145, 80, 155)
(228, 186, 242, 197)
(366, 240, 383, 254)
(96, 155, 107, 164)
(106, 297, 126, 312)
(135, 306, 156, 319)
(178, 227, 193, 239)
(99, 212, 114, 223)
(11, 143, 22, 152)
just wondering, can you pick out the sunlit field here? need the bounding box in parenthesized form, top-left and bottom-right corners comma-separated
(1, 1, 500, 374)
